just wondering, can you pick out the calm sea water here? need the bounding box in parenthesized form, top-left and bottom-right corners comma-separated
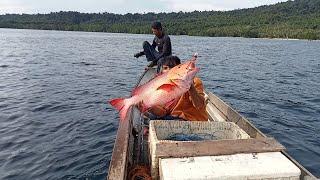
(0, 28, 319, 179)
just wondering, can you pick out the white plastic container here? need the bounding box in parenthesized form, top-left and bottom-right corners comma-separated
(159, 152, 301, 180)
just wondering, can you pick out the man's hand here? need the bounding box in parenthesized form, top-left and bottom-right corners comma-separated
(134, 52, 144, 58)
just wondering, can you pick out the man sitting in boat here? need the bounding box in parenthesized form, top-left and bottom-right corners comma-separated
(134, 21, 172, 69)
(146, 56, 208, 121)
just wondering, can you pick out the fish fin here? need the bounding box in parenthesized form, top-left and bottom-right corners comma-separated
(109, 98, 130, 121)
(156, 83, 177, 92)
(109, 98, 125, 111)
(164, 98, 178, 109)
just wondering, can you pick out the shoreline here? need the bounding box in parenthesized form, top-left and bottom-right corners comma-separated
(1, 27, 319, 41)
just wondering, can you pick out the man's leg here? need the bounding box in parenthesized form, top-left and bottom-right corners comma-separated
(143, 41, 160, 62)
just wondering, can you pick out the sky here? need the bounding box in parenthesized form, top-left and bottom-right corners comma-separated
(0, 0, 289, 15)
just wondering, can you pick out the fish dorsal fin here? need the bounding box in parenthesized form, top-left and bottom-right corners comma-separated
(171, 79, 190, 90)
(156, 83, 177, 92)
(164, 98, 178, 109)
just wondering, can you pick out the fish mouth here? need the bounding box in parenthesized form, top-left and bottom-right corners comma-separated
(173, 67, 199, 79)
(187, 60, 199, 74)
(189, 67, 199, 75)
(185, 61, 199, 77)
(194, 67, 200, 73)
(187, 60, 196, 70)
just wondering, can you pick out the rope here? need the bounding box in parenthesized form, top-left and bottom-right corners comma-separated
(128, 165, 152, 180)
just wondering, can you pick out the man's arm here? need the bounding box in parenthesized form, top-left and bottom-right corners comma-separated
(156, 36, 171, 60)
(152, 38, 157, 49)
(188, 78, 206, 109)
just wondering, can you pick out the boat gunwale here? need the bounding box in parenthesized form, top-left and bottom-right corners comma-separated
(107, 69, 151, 180)
(205, 91, 317, 179)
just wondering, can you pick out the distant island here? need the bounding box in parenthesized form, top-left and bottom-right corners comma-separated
(0, 0, 319, 40)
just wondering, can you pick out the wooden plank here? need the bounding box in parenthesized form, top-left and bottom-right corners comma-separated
(237, 117, 266, 139)
(155, 138, 285, 158)
(108, 68, 156, 179)
(137, 67, 156, 86)
(206, 101, 228, 122)
(107, 107, 133, 180)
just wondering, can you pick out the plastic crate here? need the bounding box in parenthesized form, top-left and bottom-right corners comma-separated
(148, 120, 250, 179)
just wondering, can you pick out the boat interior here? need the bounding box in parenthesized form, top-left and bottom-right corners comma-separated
(107, 67, 317, 180)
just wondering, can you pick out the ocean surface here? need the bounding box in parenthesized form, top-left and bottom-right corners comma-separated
(0, 28, 319, 179)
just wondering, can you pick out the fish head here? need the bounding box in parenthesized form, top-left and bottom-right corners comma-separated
(167, 59, 199, 86)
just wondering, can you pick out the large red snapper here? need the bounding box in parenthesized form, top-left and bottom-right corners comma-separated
(109, 59, 199, 121)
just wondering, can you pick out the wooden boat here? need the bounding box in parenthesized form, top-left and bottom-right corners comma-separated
(107, 67, 317, 180)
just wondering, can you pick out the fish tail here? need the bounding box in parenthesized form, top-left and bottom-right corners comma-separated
(109, 98, 130, 121)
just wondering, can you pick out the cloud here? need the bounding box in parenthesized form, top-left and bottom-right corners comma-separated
(0, 0, 167, 14)
(0, 0, 289, 14)
(0, 0, 30, 14)
(159, 0, 288, 12)
(160, 0, 225, 12)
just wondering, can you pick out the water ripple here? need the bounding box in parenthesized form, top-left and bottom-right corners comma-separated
(0, 29, 319, 179)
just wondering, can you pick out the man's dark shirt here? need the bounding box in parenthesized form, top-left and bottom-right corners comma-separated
(151, 33, 172, 60)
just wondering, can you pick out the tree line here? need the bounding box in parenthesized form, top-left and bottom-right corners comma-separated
(0, 0, 319, 40)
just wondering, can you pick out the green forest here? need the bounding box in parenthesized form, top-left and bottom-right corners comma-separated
(0, 0, 319, 40)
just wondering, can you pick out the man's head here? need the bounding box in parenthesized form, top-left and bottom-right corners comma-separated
(161, 56, 181, 73)
(151, 21, 163, 38)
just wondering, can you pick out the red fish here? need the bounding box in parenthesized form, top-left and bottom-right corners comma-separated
(109, 58, 199, 121)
